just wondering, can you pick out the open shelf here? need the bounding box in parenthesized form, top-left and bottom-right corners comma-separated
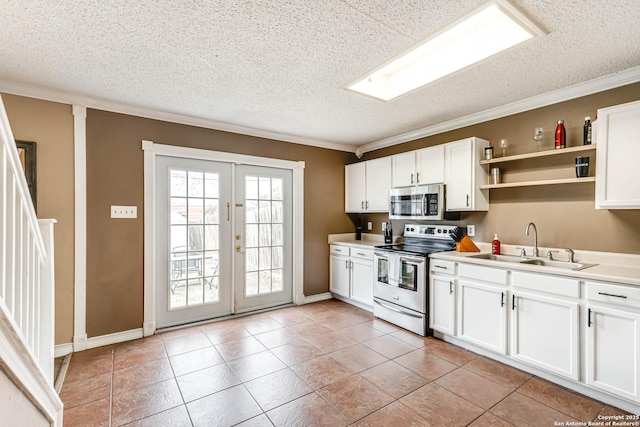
(480, 177, 595, 189)
(480, 145, 596, 165)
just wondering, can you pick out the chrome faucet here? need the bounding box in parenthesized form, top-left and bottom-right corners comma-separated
(525, 222, 539, 257)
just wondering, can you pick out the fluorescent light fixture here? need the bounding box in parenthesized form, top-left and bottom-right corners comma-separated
(346, 0, 545, 101)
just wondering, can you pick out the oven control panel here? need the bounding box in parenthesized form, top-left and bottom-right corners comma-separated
(403, 224, 458, 240)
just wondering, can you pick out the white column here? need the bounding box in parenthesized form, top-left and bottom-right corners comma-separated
(72, 106, 87, 351)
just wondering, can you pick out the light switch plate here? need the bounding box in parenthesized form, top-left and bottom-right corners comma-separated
(111, 205, 137, 219)
(367, 221, 373, 231)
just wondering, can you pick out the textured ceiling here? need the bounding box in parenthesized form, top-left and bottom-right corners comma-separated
(1, 0, 640, 151)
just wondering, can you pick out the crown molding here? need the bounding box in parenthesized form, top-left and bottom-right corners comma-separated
(358, 66, 640, 154)
(0, 79, 357, 153)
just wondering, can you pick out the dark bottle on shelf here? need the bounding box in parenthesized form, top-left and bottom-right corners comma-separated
(555, 120, 566, 149)
(583, 116, 592, 145)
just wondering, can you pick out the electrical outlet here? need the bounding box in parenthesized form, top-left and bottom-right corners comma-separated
(367, 221, 373, 231)
(111, 205, 137, 219)
(381, 222, 386, 232)
(467, 224, 476, 237)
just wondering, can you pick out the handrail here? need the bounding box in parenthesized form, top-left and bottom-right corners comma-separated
(0, 94, 63, 425)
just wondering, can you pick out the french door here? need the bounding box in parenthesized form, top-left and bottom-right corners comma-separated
(156, 156, 233, 327)
(155, 156, 293, 328)
(234, 165, 293, 313)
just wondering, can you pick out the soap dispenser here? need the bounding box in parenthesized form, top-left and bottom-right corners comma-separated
(491, 234, 501, 255)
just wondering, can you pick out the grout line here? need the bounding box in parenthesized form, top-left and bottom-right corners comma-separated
(109, 348, 114, 427)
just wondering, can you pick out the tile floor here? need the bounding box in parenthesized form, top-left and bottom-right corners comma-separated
(60, 300, 631, 426)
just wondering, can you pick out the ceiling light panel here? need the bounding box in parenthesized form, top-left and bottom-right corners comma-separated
(347, 0, 545, 101)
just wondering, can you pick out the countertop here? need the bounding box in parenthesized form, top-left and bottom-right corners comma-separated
(431, 248, 640, 287)
(329, 234, 640, 286)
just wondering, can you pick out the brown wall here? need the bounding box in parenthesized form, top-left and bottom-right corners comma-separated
(85, 109, 353, 337)
(357, 83, 640, 255)
(3, 94, 74, 345)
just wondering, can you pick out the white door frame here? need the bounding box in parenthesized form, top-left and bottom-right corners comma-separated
(142, 140, 305, 336)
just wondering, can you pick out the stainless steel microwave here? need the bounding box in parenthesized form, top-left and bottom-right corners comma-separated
(389, 184, 444, 220)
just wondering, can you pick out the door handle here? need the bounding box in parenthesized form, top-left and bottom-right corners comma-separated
(501, 291, 505, 307)
(512, 294, 516, 310)
(587, 308, 592, 327)
(235, 245, 242, 253)
(227, 202, 230, 221)
(416, 172, 420, 183)
(466, 194, 470, 207)
(411, 173, 414, 184)
(361, 201, 365, 210)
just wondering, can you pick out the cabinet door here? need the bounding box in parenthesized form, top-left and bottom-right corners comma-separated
(329, 255, 350, 298)
(417, 145, 445, 185)
(350, 257, 373, 308)
(365, 157, 392, 212)
(586, 304, 640, 402)
(595, 100, 640, 209)
(430, 274, 456, 335)
(345, 163, 365, 213)
(457, 280, 507, 354)
(445, 139, 473, 210)
(391, 152, 416, 187)
(510, 291, 579, 380)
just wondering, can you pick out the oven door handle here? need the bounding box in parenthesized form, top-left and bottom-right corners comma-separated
(374, 299, 423, 319)
(400, 256, 424, 264)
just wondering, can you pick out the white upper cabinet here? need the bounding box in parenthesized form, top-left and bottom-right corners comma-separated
(445, 137, 489, 211)
(392, 145, 445, 187)
(595, 100, 640, 209)
(345, 157, 391, 213)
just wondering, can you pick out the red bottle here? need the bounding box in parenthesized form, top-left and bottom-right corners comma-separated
(555, 120, 566, 149)
(491, 234, 501, 255)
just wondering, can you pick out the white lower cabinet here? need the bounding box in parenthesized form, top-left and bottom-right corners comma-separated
(329, 249, 350, 298)
(585, 281, 640, 403)
(429, 260, 456, 336)
(510, 290, 580, 380)
(456, 264, 508, 354)
(350, 255, 374, 307)
(439, 259, 640, 411)
(329, 244, 373, 310)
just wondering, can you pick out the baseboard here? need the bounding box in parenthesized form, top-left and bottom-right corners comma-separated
(54, 343, 73, 358)
(301, 292, 333, 304)
(86, 328, 144, 349)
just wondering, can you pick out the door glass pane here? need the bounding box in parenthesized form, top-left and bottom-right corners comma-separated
(244, 176, 285, 296)
(169, 168, 220, 310)
(399, 262, 417, 291)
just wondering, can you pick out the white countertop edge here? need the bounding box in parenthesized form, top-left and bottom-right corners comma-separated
(431, 250, 640, 288)
(328, 233, 402, 248)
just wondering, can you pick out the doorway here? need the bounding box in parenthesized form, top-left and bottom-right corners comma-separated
(144, 141, 304, 333)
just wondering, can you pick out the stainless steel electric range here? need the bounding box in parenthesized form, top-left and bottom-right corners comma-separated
(373, 223, 458, 336)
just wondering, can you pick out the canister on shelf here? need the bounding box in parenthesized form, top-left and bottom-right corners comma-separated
(484, 145, 494, 160)
(490, 167, 500, 185)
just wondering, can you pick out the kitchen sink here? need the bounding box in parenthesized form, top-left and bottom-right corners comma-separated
(468, 253, 597, 270)
(519, 259, 596, 270)
(468, 253, 529, 263)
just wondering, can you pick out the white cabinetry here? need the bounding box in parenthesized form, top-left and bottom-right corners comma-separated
(392, 145, 445, 187)
(595, 99, 640, 209)
(329, 245, 350, 298)
(445, 137, 489, 211)
(510, 272, 580, 380)
(585, 281, 640, 403)
(329, 245, 373, 310)
(457, 264, 507, 354)
(429, 260, 456, 336)
(345, 157, 392, 213)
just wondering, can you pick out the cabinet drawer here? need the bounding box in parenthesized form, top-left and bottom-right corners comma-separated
(330, 245, 350, 256)
(586, 281, 640, 308)
(431, 260, 455, 275)
(351, 248, 374, 260)
(459, 263, 507, 285)
(512, 272, 579, 298)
